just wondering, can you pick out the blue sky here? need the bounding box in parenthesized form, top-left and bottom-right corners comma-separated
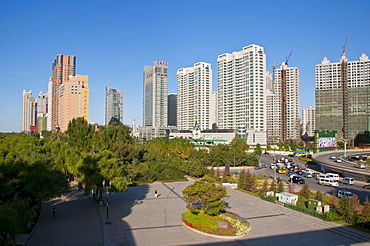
(0, 0, 369, 132)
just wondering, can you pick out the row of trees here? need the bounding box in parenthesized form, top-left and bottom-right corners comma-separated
(0, 117, 259, 244)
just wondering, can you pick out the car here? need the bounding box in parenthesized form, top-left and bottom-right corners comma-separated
(341, 177, 354, 185)
(335, 159, 342, 163)
(337, 190, 353, 199)
(296, 170, 304, 175)
(263, 151, 270, 155)
(303, 173, 312, 178)
(288, 154, 295, 157)
(291, 176, 305, 184)
(363, 184, 370, 189)
(260, 164, 267, 168)
(254, 165, 263, 170)
(330, 155, 336, 159)
(353, 163, 365, 169)
(286, 171, 295, 176)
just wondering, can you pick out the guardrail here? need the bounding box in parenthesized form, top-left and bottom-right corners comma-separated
(312, 149, 370, 181)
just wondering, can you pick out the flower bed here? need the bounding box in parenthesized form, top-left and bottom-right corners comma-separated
(181, 210, 251, 239)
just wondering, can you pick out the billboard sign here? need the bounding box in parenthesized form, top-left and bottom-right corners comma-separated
(318, 137, 336, 148)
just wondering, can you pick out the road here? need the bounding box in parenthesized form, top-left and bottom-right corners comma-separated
(257, 153, 370, 203)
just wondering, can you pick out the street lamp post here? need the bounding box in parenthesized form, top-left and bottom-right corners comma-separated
(102, 180, 112, 225)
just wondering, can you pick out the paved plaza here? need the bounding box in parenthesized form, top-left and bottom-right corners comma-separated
(25, 181, 370, 246)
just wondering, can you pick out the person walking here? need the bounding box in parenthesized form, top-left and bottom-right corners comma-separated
(52, 208, 56, 219)
(154, 189, 158, 198)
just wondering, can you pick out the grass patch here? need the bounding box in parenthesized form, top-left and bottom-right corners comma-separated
(182, 210, 250, 236)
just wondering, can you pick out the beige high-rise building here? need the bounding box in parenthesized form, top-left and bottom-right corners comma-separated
(22, 90, 35, 133)
(51, 55, 76, 130)
(59, 75, 89, 131)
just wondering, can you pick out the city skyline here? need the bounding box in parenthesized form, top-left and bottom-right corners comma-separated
(1, 0, 369, 132)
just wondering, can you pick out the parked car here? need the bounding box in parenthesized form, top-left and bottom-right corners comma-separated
(341, 177, 354, 185)
(363, 184, 370, 189)
(337, 190, 353, 199)
(354, 163, 365, 169)
(291, 176, 305, 184)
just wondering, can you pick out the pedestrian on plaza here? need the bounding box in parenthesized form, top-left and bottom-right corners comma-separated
(154, 189, 158, 198)
(52, 208, 56, 219)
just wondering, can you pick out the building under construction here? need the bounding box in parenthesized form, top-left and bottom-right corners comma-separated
(315, 53, 370, 142)
(267, 62, 300, 143)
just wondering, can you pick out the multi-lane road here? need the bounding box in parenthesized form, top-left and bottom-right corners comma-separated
(250, 153, 370, 203)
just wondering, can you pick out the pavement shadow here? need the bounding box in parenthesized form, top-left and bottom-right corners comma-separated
(182, 227, 370, 246)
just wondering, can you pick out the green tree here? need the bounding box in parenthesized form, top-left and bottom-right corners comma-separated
(182, 176, 229, 216)
(359, 197, 370, 227)
(269, 179, 277, 193)
(298, 183, 311, 200)
(230, 138, 249, 151)
(277, 181, 285, 193)
(65, 117, 95, 152)
(336, 196, 359, 224)
(168, 137, 193, 158)
(315, 189, 323, 202)
(260, 179, 269, 195)
(239, 170, 256, 192)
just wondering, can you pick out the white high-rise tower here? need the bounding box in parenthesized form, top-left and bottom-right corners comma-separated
(177, 62, 212, 130)
(217, 44, 267, 132)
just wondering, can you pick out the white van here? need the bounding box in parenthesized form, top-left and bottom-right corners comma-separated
(326, 173, 339, 181)
(319, 178, 339, 187)
(341, 177, 354, 185)
(316, 174, 329, 180)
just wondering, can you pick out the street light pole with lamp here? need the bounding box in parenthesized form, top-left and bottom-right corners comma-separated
(102, 180, 112, 225)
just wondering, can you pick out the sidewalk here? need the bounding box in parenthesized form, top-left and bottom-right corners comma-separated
(25, 186, 103, 246)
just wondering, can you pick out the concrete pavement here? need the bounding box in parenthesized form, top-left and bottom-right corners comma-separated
(26, 186, 103, 246)
(25, 181, 370, 246)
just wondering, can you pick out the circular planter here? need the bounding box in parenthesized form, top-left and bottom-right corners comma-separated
(181, 212, 251, 240)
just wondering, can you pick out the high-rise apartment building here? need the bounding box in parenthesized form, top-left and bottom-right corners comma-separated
(302, 105, 316, 138)
(22, 90, 48, 133)
(51, 55, 76, 130)
(217, 44, 267, 132)
(59, 75, 89, 131)
(267, 63, 300, 141)
(143, 61, 168, 127)
(315, 53, 370, 140)
(177, 62, 212, 130)
(105, 86, 124, 125)
(167, 93, 177, 126)
(22, 90, 35, 132)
